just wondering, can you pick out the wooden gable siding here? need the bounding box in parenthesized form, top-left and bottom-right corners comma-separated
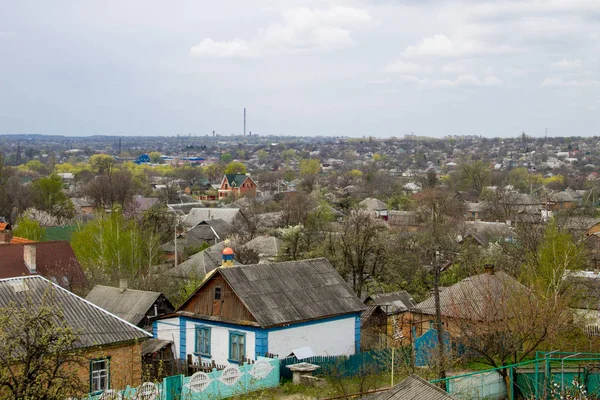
(180, 274, 258, 324)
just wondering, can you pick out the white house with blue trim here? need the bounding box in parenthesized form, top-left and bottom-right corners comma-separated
(153, 257, 365, 366)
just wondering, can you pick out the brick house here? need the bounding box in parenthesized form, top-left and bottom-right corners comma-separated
(218, 174, 257, 199)
(0, 275, 151, 396)
(0, 240, 88, 293)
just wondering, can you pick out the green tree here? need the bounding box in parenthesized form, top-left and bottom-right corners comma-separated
(458, 160, 491, 193)
(204, 163, 225, 181)
(299, 158, 321, 192)
(281, 149, 296, 161)
(524, 219, 587, 295)
(220, 153, 233, 163)
(89, 154, 115, 176)
(0, 285, 85, 399)
(30, 174, 74, 219)
(71, 210, 162, 286)
(148, 151, 162, 164)
(257, 150, 268, 162)
(224, 161, 247, 175)
(23, 159, 49, 175)
(508, 167, 530, 192)
(13, 216, 44, 241)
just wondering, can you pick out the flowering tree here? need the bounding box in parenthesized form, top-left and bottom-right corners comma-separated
(0, 286, 85, 399)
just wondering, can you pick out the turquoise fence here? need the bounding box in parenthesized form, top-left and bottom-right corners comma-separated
(279, 348, 410, 380)
(431, 352, 600, 399)
(89, 356, 279, 400)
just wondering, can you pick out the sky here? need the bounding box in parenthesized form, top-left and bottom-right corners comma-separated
(0, 0, 599, 138)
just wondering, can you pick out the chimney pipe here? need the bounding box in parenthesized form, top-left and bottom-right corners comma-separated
(484, 264, 495, 275)
(0, 230, 13, 244)
(119, 279, 128, 292)
(23, 244, 36, 274)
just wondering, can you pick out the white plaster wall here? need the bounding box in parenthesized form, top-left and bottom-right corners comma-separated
(155, 317, 181, 359)
(269, 317, 356, 358)
(185, 321, 255, 366)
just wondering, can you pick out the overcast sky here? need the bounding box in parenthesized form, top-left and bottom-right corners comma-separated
(1, 0, 599, 137)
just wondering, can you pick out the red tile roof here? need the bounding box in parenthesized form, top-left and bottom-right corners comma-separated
(0, 241, 87, 291)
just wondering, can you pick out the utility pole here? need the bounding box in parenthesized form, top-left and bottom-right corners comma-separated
(174, 223, 178, 268)
(433, 252, 449, 390)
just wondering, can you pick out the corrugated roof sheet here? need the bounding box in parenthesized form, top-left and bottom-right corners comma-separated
(85, 285, 164, 326)
(363, 375, 456, 400)
(214, 258, 366, 327)
(166, 241, 237, 278)
(182, 208, 240, 227)
(366, 290, 416, 314)
(0, 276, 151, 349)
(413, 271, 527, 320)
(243, 236, 282, 258)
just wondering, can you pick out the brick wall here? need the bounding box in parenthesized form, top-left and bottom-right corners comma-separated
(74, 342, 144, 394)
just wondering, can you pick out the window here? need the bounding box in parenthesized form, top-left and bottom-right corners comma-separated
(229, 331, 246, 363)
(90, 358, 110, 393)
(214, 287, 222, 301)
(195, 326, 211, 356)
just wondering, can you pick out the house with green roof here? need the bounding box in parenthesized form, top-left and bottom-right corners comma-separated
(218, 174, 257, 200)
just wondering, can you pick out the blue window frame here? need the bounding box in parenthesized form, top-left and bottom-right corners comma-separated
(228, 331, 246, 363)
(195, 326, 211, 356)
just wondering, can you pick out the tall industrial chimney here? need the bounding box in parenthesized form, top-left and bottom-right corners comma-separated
(243, 108, 246, 136)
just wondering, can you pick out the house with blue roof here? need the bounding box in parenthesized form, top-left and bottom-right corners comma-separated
(153, 253, 365, 366)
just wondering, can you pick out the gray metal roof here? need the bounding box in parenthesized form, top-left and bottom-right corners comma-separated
(182, 208, 240, 227)
(215, 258, 366, 327)
(363, 375, 456, 400)
(359, 197, 388, 211)
(0, 276, 151, 349)
(167, 202, 205, 215)
(243, 236, 282, 258)
(166, 241, 237, 278)
(85, 285, 164, 326)
(413, 271, 527, 320)
(366, 290, 416, 314)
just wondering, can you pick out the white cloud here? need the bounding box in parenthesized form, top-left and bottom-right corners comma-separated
(0, 32, 16, 38)
(396, 74, 502, 89)
(383, 61, 432, 74)
(402, 34, 515, 58)
(440, 63, 467, 75)
(189, 6, 371, 58)
(541, 77, 600, 88)
(189, 39, 257, 58)
(550, 59, 583, 70)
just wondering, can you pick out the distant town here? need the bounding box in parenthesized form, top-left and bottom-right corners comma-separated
(2, 132, 600, 399)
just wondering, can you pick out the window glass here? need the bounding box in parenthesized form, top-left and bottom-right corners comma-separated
(196, 327, 211, 355)
(214, 287, 222, 300)
(229, 332, 245, 362)
(91, 359, 109, 392)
